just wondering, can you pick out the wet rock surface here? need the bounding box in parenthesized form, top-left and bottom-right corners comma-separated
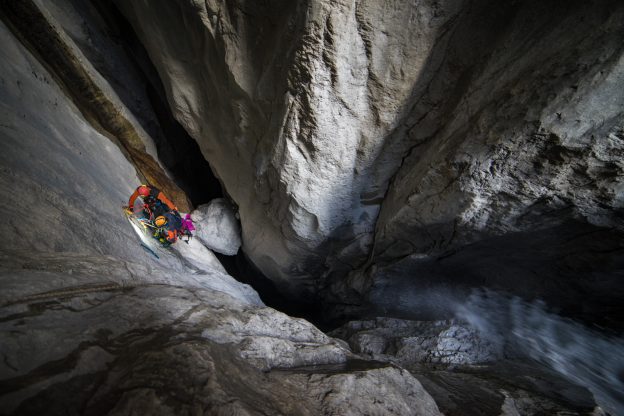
(1, 0, 192, 212)
(0, 281, 439, 415)
(330, 317, 604, 415)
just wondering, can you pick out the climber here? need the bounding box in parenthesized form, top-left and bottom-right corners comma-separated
(125, 184, 177, 221)
(124, 184, 192, 247)
(152, 212, 184, 246)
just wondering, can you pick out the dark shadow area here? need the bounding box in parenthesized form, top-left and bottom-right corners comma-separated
(413, 359, 599, 416)
(90, 0, 223, 207)
(144, 81, 223, 206)
(215, 250, 332, 331)
(361, 221, 624, 334)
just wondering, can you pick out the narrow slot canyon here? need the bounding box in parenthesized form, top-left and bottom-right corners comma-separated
(91, 0, 319, 324)
(0, 1, 623, 415)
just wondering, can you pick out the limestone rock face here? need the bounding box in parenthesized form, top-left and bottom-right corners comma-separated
(0, 15, 145, 264)
(330, 318, 501, 366)
(117, 0, 624, 320)
(352, 2, 624, 324)
(2, 0, 623, 412)
(115, 0, 469, 297)
(192, 198, 242, 256)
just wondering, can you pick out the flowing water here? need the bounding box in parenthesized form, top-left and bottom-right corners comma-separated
(456, 290, 624, 415)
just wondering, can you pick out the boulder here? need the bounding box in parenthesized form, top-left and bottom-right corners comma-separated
(191, 198, 242, 255)
(330, 317, 604, 415)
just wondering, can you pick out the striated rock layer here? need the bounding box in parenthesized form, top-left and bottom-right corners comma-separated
(1, 0, 192, 212)
(117, 0, 624, 328)
(1, 262, 440, 415)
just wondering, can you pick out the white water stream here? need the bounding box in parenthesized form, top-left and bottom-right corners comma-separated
(456, 290, 624, 415)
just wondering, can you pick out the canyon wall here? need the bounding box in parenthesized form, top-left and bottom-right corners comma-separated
(2, 0, 621, 413)
(117, 0, 624, 325)
(116, 0, 474, 297)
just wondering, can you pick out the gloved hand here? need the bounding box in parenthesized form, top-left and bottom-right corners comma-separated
(122, 205, 132, 215)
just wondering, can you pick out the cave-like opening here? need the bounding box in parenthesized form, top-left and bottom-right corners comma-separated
(215, 251, 332, 330)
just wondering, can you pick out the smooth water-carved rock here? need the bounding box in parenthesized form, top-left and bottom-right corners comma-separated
(0, 279, 441, 415)
(1, 0, 192, 212)
(0, 6, 442, 412)
(172, 236, 228, 273)
(192, 198, 242, 256)
(2, 0, 623, 413)
(0, 17, 145, 262)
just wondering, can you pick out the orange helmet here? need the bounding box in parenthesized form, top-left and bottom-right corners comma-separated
(138, 185, 150, 197)
(155, 216, 167, 227)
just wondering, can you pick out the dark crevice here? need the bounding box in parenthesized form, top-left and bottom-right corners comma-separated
(90, 0, 223, 207)
(143, 82, 223, 205)
(214, 250, 332, 331)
